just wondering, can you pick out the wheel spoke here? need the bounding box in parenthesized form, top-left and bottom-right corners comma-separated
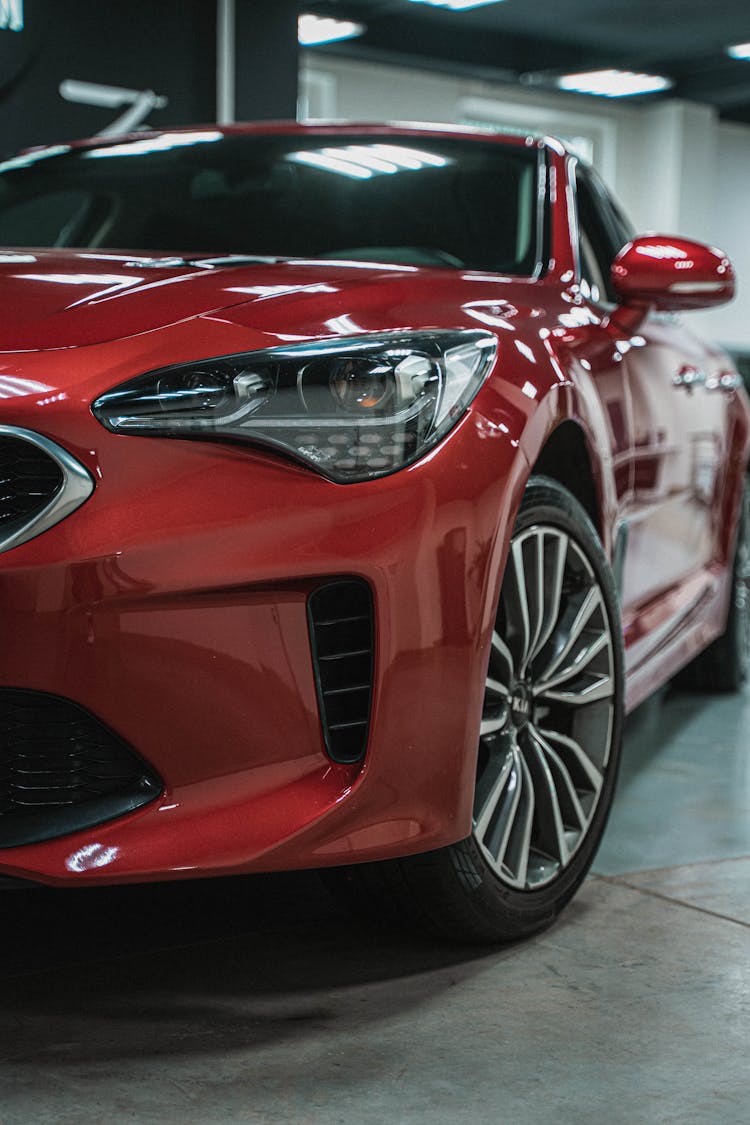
(480, 714, 509, 736)
(491, 630, 514, 669)
(538, 586, 603, 682)
(538, 671, 613, 707)
(509, 753, 535, 886)
(535, 727, 604, 794)
(529, 726, 588, 829)
(473, 750, 516, 845)
(507, 540, 532, 669)
(485, 676, 509, 698)
(529, 531, 568, 665)
(522, 531, 546, 674)
(534, 631, 610, 694)
(523, 729, 569, 866)
(480, 750, 534, 887)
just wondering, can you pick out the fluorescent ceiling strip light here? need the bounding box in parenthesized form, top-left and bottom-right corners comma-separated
(727, 42, 750, 60)
(298, 14, 364, 46)
(557, 69, 673, 98)
(406, 0, 505, 9)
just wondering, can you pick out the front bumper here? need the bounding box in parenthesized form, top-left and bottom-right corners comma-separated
(0, 342, 524, 887)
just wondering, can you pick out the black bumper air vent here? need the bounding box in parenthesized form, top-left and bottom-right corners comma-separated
(0, 436, 64, 528)
(308, 580, 374, 764)
(0, 690, 162, 849)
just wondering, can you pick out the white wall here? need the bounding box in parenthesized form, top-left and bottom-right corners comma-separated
(300, 54, 750, 352)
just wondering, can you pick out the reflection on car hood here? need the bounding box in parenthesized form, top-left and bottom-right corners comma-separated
(0, 248, 445, 351)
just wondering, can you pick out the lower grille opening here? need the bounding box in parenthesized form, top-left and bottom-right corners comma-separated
(0, 690, 162, 849)
(308, 580, 374, 764)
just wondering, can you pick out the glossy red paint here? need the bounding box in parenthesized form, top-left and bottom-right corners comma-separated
(612, 235, 736, 311)
(0, 123, 747, 888)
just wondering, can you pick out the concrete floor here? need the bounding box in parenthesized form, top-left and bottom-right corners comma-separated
(1, 687, 749, 1125)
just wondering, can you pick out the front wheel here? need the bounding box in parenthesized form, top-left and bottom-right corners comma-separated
(327, 478, 625, 943)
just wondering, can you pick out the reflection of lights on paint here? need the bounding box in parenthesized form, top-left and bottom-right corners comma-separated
(0, 376, 54, 398)
(226, 283, 338, 297)
(66, 843, 120, 872)
(515, 340, 536, 364)
(0, 145, 71, 175)
(84, 132, 222, 159)
(635, 243, 687, 261)
(291, 257, 418, 273)
(325, 314, 364, 335)
(289, 150, 373, 180)
(17, 272, 142, 289)
(287, 144, 448, 181)
(521, 381, 538, 399)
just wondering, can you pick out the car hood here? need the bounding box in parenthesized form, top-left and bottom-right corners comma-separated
(0, 248, 455, 352)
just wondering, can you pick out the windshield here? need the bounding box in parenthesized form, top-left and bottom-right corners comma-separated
(0, 132, 542, 274)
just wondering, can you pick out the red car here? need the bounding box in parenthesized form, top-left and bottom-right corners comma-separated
(0, 124, 746, 942)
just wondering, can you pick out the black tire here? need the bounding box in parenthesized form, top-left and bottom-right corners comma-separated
(676, 481, 750, 693)
(326, 477, 625, 943)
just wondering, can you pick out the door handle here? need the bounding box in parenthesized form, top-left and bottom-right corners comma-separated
(673, 365, 706, 390)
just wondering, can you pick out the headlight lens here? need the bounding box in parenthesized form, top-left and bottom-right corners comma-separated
(92, 329, 497, 483)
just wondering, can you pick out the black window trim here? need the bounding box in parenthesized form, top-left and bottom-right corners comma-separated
(570, 156, 636, 310)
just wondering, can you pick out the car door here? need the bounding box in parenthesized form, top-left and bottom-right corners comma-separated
(574, 166, 731, 665)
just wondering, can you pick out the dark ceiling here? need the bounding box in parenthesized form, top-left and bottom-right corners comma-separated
(305, 0, 750, 123)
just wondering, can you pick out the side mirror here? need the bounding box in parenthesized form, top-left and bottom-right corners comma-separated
(611, 235, 735, 312)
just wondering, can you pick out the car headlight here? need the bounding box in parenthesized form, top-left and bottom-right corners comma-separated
(92, 330, 497, 483)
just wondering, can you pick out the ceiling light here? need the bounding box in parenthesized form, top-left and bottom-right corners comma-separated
(557, 69, 673, 98)
(727, 42, 750, 60)
(406, 0, 505, 8)
(298, 14, 365, 46)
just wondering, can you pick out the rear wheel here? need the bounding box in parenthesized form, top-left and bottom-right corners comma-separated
(328, 478, 625, 943)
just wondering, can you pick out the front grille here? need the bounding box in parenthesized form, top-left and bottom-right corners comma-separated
(308, 580, 374, 764)
(0, 690, 162, 849)
(0, 437, 64, 528)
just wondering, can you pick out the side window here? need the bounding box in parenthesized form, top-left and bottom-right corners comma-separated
(575, 165, 633, 305)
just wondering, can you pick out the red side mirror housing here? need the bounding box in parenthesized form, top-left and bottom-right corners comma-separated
(611, 235, 735, 312)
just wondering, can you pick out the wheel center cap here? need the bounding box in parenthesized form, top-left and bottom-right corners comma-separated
(509, 683, 532, 728)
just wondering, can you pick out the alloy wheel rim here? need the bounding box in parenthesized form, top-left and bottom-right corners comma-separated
(473, 523, 616, 891)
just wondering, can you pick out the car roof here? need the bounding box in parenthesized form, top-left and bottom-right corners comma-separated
(20, 121, 562, 159)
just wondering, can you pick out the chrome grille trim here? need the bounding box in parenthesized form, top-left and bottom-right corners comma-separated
(0, 425, 94, 554)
